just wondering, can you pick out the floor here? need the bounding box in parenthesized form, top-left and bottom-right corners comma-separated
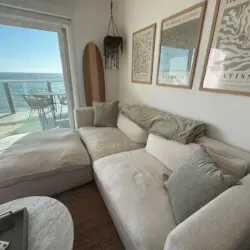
(56, 183, 124, 250)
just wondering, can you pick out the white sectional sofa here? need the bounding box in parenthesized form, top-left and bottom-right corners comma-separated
(75, 106, 250, 250)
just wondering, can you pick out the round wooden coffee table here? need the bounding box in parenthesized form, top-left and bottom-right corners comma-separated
(0, 197, 74, 250)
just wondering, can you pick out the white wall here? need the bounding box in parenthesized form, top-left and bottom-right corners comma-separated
(71, 0, 119, 105)
(0, 0, 119, 105)
(117, 0, 250, 151)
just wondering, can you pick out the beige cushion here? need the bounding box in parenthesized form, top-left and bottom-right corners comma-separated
(0, 129, 91, 188)
(146, 134, 199, 172)
(93, 101, 118, 127)
(207, 150, 247, 180)
(78, 127, 144, 161)
(117, 114, 148, 144)
(74, 107, 94, 128)
(94, 149, 176, 249)
(197, 136, 250, 174)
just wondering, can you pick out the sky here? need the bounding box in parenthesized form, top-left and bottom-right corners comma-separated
(160, 46, 189, 72)
(0, 25, 63, 73)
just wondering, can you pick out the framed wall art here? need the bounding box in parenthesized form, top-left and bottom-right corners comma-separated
(132, 23, 156, 84)
(201, 0, 250, 96)
(157, 2, 207, 88)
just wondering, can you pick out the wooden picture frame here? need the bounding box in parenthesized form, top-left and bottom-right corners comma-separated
(132, 23, 156, 84)
(157, 2, 207, 89)
(200, 0, 250, 96)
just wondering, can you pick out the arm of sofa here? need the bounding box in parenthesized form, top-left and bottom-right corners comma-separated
(74, 107, 94, 129)
(164, 175, 250, 250)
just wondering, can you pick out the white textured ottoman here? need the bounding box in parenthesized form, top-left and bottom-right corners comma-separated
(0, 128, 92, 204)
(0, 196, 74, 250)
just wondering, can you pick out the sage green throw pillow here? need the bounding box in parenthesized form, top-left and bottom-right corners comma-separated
(93, 101, 118, 127)
(165, 147, 237, 224)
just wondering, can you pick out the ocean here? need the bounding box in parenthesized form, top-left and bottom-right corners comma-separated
(0, 72, 64, 114)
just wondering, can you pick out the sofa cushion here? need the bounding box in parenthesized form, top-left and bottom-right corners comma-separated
(74, 107, 94, 128)
(146, 134, 199, 173)
(94, 149, 176, 250)
(207, 150, 247, 180)
(0, 128, 91, 189)
(117, 114, 148, 144)
(165, 147, 237, 224)
(121, 104, 206, 143)
(93, 101, 118, 127)
(197, 136, 250, 174)
(78, 127, 144, 161)
(164, 175, 250, 250)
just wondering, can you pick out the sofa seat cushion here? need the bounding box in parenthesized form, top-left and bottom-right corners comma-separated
(94, 149, 176, 250)
(78, 127, 144, 161)
(0, 128, 91, 189)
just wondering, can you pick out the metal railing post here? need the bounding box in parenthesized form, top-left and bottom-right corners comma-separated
(47, 81, 57, 123)
(47, 82, 52, 92)
(3, 82, 15, 114)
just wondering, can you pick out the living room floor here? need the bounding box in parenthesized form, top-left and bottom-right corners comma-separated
(55, 182, 124, 250)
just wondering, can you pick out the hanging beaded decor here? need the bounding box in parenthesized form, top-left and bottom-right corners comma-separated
(104, 0, 123, 70)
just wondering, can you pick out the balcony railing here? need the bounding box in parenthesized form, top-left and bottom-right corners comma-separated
(0, 80, 65, 116)
(0, 80, 69, 138)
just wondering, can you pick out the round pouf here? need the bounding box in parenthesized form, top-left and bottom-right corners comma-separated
(0, 196, 74, 250)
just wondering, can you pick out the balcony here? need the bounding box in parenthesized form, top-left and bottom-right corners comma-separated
(0, 80, 69, 139)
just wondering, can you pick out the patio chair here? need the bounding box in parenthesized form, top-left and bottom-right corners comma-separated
(23, 95, 53, 126)
(29, 88, 57, 112)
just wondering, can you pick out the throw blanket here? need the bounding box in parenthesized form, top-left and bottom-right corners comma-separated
(0, 128, 89, 188)
(121, 104, 206, 144)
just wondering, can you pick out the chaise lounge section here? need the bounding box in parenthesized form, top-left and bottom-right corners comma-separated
(0, 128, 92, 204)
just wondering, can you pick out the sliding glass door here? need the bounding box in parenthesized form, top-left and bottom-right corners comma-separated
(0, 22, 73, 139)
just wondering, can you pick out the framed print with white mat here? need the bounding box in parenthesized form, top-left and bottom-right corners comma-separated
(157, 2, 206, 89)
(132, 23, 156, 84)
(201, 0, 250, 96)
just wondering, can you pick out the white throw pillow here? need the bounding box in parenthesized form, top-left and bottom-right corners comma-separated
(117, 114, 148, 144)
(146, 134, 200, 172)
(207, 150, 247, 180)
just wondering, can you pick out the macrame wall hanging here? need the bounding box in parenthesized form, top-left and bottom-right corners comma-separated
(104, 0, 123, 70)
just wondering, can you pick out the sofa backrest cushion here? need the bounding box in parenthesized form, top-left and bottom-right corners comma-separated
(117, 114, 148, 144)
(207, 150, 247, 180)
(146, 134, 199, 172)
(197, 136, 250, 175)
(121, 104, 206, 144)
